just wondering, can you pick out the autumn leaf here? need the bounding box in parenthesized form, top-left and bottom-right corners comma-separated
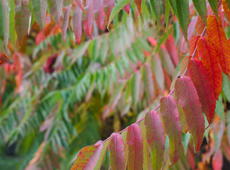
(84, 0, 94, 38)
(73, 3, 83, 44)
(206, 16, 230, 75)
(197, 37, 222, 99)
(189, 36, 200, 57)
(109, 133, 125, 170)
(127, 123, 143, 170)
(134, 0, 142, 13)
(43, 54, 58, 74)
(36, 22, 61, 45)
(212, 149, 223, 170)
(223, 0, 230, 21)
(144, 111, 165, 169)
(188, 59, 216, 123)
(160, 95, 183, 163)
(0, 53, 12, 65)
(71, 141, 103, 170)
(175, 76, 205, 151)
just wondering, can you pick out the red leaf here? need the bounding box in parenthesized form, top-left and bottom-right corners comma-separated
(109, 133, 125, 170)
(164, 35, 179, 66)
(165, 35, 179, 66)
(0, 53, 12, 66)
(197, 37, 223, 99)
(175, 76, 205, 151)
(160, 95, 182, 163)
(127, 123, 143, 170)
(123, 4, 130, 14)
(207, 15, 230, 75)
(189, 36, 200, 57)
(43, 54, 58, 74)
(144, 111, 165, 169)
(96, 0, 106, 31)
(84, 0, 94, 37)
(36, 22, 61, 45)
(188, 59, 216, 123)
(71, 141, 103, 170)
(212, 149, 223, 170)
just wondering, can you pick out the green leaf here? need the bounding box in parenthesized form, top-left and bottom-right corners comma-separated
(9, 0, 16, 44)
(149, 0, 163, 23)
(1, 0, 9, 48)
(31, 0, 47, 28)
(108, 0, 130, 26)
(227, 0, 230, 8)
(169, 0, 189, 38)
(223, 74, 230, 102)
(208, 0, 218, 15)
(192, 0, 207, 23)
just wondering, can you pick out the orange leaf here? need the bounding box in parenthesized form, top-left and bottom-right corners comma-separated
(71, 141, 103, 170)
(197, 37, 222, 99)
(207, 16, 230, 75)
(223, 0, 230, 21)
(134, 0, 142, 13)
(189, 36, 200, 57)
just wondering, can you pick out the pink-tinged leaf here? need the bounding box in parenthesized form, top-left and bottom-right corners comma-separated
(71, 141, 103, 170)
(62, 5, 71, 40)
(164, 35, 179, 66)
(104, 0, 114, 24)
(109, 133, 125, 170)
(175, 76, 205, 151)
(96, 0, 106, 30)
(160, 96, 182, 163)
(84, 0, 94, 37)
(73, 4, 83, 43)
(127, 123, 143, 170)
(144, 111, 165, 169)
(212, 149, 223, 170)
(188, 59, 216, 123)
(123, 4, 130, 14)
(188, 16, 198, 40)
(147, 37, 157, 47)
(145, 63, 155, 101)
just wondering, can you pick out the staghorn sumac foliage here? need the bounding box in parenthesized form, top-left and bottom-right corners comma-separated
(188, 59, 216, 123)
(175, 76, 205, 152)
(0, 0, 230, 169)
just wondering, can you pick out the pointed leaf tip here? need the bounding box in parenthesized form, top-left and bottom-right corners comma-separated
(127, 123, 143, 170)
(109, 133, 125, 170)
(160, 96, 182, 163)
(71, 141, 103, 170)
(175, 76, 205, 151)
(144, 111, 165, 169)
(188, 59, 216, 123)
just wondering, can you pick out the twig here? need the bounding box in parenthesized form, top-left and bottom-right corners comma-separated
(103, 27, 207, 144)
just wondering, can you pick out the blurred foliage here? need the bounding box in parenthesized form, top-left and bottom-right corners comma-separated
(0, 0, 229, 169)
